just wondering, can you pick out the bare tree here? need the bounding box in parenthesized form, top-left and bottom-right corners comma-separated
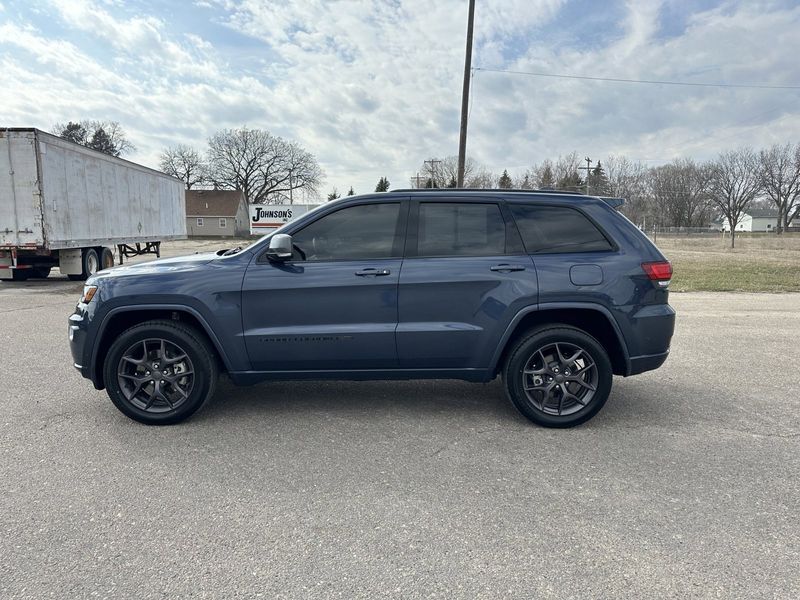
(206, 128, 323, 206)
(648, 158, 711, 228)
(514, 172, 534, 189)
(528, 159, 556, 189)
(159, 144, 206, 189)
(465, 167, 497, 188)
(708, 148, 761, 248)
(418, 155, 476, 188)
(605, 155, 650, 226)
(757, 143, 800, 233)
(554, 152, 583, 191)
(52, 120, 135, 156)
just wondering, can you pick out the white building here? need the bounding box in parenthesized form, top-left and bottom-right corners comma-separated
(720, 209, 779, 232)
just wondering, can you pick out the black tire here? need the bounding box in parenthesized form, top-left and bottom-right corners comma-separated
(68, 248, 100, 281)
(103, 320, 219, 425)
(83, 247, 100, 278)
(99, 247, 115, 270)
(11, 269, 30, 281)
(32, 266, 52, 279)
(503, 325, 613, 428)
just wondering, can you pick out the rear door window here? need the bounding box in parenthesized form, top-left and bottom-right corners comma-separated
(509, 205, 613, 254)
(417, 203, 506, 257)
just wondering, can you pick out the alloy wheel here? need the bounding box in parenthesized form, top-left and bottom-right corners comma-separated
(117, 338, 195, 413)
(521, 342, 598, 416)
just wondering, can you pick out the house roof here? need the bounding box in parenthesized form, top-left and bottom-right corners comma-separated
(745, 208, 779, 218)
(185, 189, 243, 217)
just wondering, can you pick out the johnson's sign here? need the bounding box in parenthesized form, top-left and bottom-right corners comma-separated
(249, 204, 316, 233)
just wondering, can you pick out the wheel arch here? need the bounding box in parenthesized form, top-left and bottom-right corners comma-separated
(490, 304, 630, 377)
(90, 305, 231, 389)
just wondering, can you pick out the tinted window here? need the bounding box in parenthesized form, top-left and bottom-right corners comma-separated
(510, 205, 613, 253)
(292, 203, 402, 261)
(417, 203, 506, 257)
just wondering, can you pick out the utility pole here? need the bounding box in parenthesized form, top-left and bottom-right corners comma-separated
(410, 172, 424, 189)
(456, 0, 476, 188)
(578, 156, 592, 194)
(424, 158, 442, 187)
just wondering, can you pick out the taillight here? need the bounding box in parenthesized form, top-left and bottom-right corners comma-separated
(642, 261, 672, 287)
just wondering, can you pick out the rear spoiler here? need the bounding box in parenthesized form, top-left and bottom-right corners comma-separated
(599, 197, 625, 209)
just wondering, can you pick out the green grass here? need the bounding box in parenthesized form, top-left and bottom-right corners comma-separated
(653, 234, 800, 292)
(669, 256, 800, 292)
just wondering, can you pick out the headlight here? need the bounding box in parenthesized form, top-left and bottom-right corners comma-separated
(81, 285, 98, 304)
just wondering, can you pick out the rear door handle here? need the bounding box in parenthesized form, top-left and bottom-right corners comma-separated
(355, 268, 391, 277)
(490, 264, 526, 272)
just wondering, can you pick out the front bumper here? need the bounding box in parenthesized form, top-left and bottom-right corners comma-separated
(68, 308, 91, 380)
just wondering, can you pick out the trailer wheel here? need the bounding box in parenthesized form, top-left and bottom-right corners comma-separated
(32, 267, 52, 279)
(100, 247, 115, 270)
(68, 248, 101, 281)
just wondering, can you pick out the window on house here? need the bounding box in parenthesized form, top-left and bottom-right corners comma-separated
(196, 218, 204, 227)
(219, 218, 227, 228)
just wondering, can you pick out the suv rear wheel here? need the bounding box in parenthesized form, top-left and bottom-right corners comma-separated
(103, 320, 218, 425)
(503, 326, 612, 428)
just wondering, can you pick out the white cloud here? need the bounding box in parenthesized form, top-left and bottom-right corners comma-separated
(1, 0, 799, 196)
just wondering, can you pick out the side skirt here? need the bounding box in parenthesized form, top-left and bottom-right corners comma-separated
(227, 368, 494, 386)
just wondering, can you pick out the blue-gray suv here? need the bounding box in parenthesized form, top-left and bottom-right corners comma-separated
(69, 190, 675, 427)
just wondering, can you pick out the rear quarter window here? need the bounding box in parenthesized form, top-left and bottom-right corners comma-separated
(509, 205, 613, 254)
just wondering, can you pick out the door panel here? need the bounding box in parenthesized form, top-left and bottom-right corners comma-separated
(241, 200, 407, 372)
(242, 259, 401, 371)
(397, 255, 537, 368)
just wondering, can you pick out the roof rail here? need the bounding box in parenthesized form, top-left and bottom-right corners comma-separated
(387, 187, 626, 208)
(390, 188, 587, 195)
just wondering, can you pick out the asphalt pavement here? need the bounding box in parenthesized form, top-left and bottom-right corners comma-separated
(1, 278, 798, 599)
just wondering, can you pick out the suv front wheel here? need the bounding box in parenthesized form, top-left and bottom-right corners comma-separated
(103, 320, 219, 425)
(503, 326, 613, 428)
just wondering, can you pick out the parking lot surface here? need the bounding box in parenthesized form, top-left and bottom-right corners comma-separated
(1, 276, 798, 598)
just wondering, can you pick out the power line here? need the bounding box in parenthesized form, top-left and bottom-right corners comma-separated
(473, 67, 800, 90)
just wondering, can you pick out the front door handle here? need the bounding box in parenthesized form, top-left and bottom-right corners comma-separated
(355, 268, 391, 277)
(490, 264, 526, 272)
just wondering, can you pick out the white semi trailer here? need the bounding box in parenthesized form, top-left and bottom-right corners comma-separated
(1, 128, 186, 281)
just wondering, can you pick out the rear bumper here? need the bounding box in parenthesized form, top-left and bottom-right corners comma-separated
(628, 350, 670, 375)
(624, 303, 675, 375)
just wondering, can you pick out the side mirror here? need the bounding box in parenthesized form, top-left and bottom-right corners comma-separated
(266, 234, 293, 261)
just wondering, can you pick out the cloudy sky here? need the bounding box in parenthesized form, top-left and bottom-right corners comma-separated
(2, 0, 800, 196)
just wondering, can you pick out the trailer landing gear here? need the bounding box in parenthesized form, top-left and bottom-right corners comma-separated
(117, 242, 161, 265)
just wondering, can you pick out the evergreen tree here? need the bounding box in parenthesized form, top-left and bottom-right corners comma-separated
(498, 169, 513, 189)
(87, 127, 118, 156)
(375, 176, 390, 192)
(347, 186, 355, 196)
(447, 176, 457, 188)
(53, 120, 133, 156)
(327, 188, 341, 201)
(60, 122, 87, 145)
(588, 161, 610, 195)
